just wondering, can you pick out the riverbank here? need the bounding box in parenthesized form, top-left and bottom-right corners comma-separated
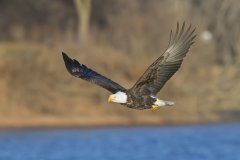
(1, 115, 239, 130)
(0, 115, 222, 129)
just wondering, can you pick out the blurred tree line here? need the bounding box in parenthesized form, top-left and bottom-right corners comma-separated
(0, 0, 76, 41)
(0, 0, 239, 65)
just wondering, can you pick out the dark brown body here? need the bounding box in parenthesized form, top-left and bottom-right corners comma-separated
(124, 90, 156, 110)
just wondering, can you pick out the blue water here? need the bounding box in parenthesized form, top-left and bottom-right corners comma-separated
(0, 123, 240, 160)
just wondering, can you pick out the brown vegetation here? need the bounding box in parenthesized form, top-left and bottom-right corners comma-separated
(0, 1, 240, 128)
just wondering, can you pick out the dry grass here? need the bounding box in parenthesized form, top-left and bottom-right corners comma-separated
(0, 40, 240, 128)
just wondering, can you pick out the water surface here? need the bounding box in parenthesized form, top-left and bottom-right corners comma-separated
(0, 123, 239, 160)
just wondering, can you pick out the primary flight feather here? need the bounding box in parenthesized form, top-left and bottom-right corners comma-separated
(62, 22, 196, 110)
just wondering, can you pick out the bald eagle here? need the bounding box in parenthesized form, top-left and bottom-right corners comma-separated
(62, 22, 196, 110)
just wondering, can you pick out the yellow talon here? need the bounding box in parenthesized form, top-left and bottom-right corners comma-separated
(108, 96, 113, 103)
(151, 105, 160, 110)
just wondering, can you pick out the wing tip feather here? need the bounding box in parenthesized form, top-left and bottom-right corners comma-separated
(164, 22, 196, 61)
(62, 52, 83, 76)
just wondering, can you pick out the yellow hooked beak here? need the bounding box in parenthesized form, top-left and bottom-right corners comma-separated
(108, 95, 113, 103)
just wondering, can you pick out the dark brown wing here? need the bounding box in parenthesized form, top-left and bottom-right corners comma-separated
(131, 22, 196, 95)
(62, 52, 126, 93)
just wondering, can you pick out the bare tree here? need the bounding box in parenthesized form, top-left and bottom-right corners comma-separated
(74, 0, 91, 45)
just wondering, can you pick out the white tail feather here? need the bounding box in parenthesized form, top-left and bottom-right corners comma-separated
(154, 99, 175, 107)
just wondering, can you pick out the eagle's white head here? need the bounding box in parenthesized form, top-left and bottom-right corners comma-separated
(108, 91, 127, 104)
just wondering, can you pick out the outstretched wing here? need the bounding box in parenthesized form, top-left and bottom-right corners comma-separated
(131, 22, 196, 95)
(62, 52, 126, 93)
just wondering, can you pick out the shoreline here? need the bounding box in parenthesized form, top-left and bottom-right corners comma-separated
(0, 117, 238, 130)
